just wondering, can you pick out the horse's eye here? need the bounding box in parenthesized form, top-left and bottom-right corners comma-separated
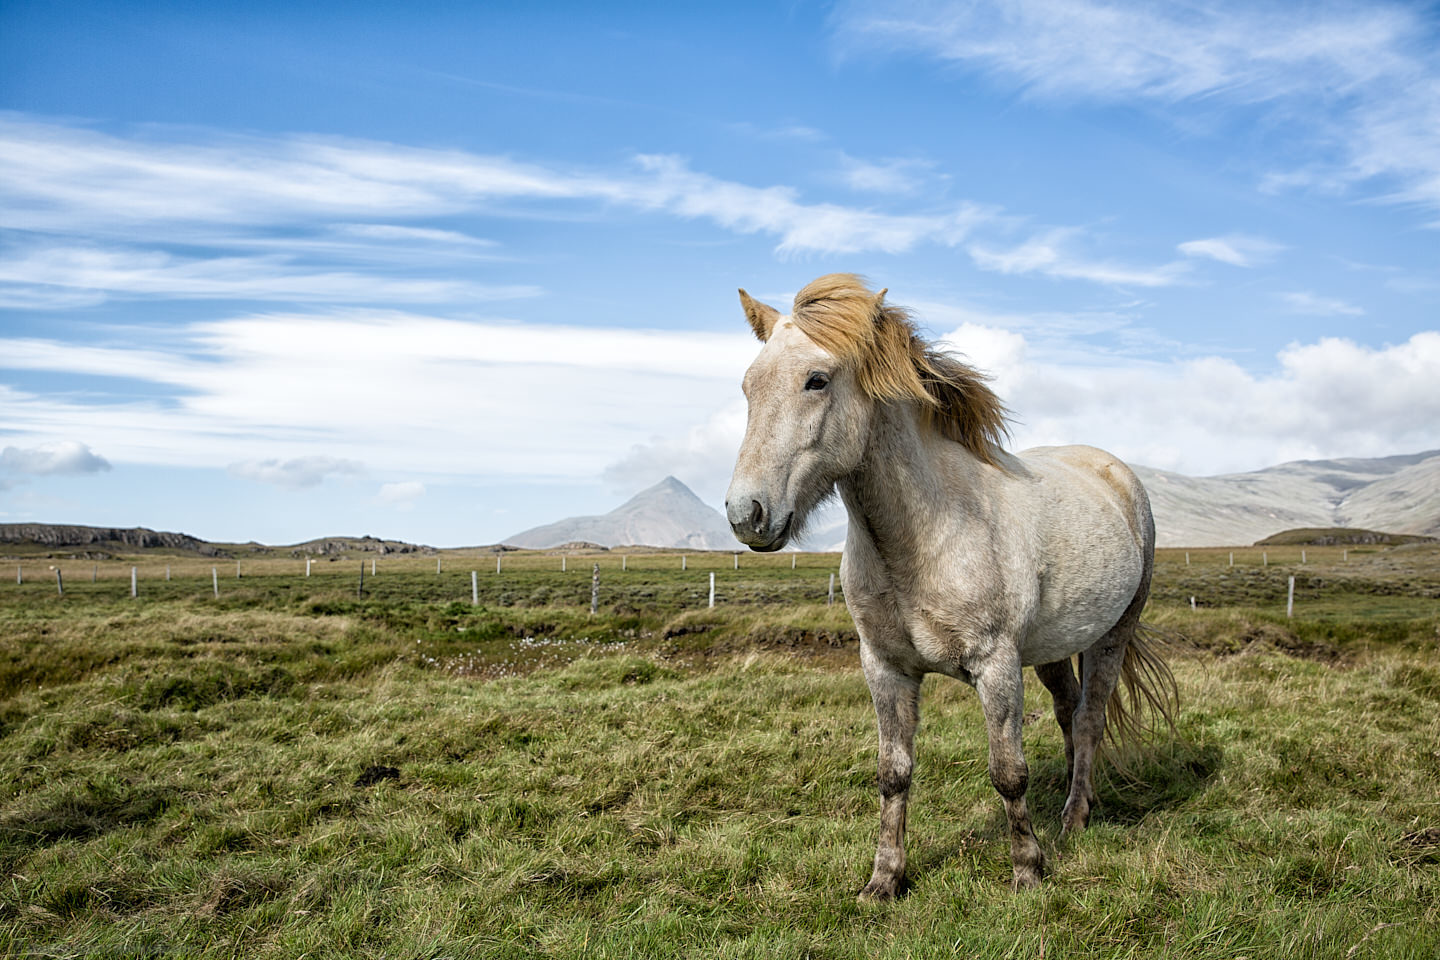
(805, 372, 830, 392)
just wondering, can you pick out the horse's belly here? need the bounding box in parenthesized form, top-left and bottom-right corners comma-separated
(1018, 591, 1134, 665)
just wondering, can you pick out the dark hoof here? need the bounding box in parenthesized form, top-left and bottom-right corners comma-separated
(1012, 866, 1043, 891)
(1012, 849, 1047, 891)
(858, 873, 906, 902)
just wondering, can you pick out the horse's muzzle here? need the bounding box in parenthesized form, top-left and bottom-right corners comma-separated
(726, 497, 792, 552)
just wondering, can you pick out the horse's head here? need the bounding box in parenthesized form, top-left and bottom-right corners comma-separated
(725, 283, 877, 552)
(725, 275, 1010, 551)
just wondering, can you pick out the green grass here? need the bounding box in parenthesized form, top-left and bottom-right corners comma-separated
(0, 547, 1437, 957)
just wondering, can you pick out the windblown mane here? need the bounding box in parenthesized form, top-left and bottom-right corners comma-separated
(790, 273, 1010, 466)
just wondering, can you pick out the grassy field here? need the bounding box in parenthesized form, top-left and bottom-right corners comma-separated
(0, 543, 1437, 958)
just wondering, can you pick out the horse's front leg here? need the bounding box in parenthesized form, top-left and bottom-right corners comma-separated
(858, 643, 921, 902)
(975, 657, 1047, 890)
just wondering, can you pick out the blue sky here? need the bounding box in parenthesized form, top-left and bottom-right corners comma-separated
(2, 0, 1438, 546)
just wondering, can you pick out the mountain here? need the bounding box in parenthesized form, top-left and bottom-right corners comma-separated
(504, 476, 738, 550)
(1134, 450, 1440, 546)
(793, 450, 1440, 550)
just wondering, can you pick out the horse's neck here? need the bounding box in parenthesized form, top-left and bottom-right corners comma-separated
(837, 402, 995, 563)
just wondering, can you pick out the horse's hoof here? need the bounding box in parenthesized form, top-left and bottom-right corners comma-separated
(857, 874, 905, 902)
(1011, 866, 1043, 891)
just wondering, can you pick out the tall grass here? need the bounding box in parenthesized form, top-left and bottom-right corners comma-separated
(0, 547, 1437, 958)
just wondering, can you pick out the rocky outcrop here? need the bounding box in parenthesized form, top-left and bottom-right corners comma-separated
(0, 524, 226, 556)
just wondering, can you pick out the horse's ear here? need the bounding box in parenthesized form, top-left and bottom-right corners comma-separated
(739, 289, 780, 342)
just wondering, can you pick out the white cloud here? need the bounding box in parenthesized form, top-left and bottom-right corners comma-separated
(0, 310, 759, 482)
(1178, 234, 1284, 267)
(228, 456, 365, 489)
(0, 441, 111, 481)
(609, 322, 1440, 490)
(1279, 291, 1365, 316)
(376, 481, 426, 510)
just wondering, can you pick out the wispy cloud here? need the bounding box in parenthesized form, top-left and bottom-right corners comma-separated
(228, 456, 366, 489)
(831, 1, 1440, 218)
(0, 245, 538, 308)
(0, 116, 1003, 274)
(837, 153, 936, 195)
(1178, 234, 1284, 267)
(376, 481, 426, 510)
(967, 228, 1189, 287)
(1279, 290, 1365, 316)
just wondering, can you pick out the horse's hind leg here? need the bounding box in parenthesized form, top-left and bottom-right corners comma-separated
(1034, 657, 1080, 787)
(1062, 633, 1128, 839)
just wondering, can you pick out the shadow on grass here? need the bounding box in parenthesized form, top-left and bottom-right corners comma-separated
(0, 781, 175, 853)
(904, 738, 1222, 893)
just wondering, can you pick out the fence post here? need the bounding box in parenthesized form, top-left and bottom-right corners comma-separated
(437, 557, 441, 574)
(372, 558, 377, 576)
(1263, 552, 1267, 566)
(592, 563, 600, 616)
(55, 568, 63, 597)
(307, 557, 312, 577)
(16, 565, 20, 584)
(681, 555, 686, 571)
(472, 571, 478, 606)
(709, 572, 715, 609)
(357, 562, 364, 599)
(622, 555, 627, 571)
(92, 564, 96, 583)
(131, 567, 137, 599)
(166, 565, 171, 581)
(1185, 552, 1190, 565)
(497, 554, 502, 574)
(562, 556, 566, 572)
(792, 554, 796, 570)
(1229, 552, 1234, 567)
(213, 567, 219, 599)
(828, 573, 836, 607)
(1287, 576, 1295, 618)
(733, 553, 738, 570)
(1190, 596, 1196, 610)
(1301, 550, 1306, 564)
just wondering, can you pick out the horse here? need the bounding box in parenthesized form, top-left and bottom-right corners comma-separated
(725, 274, 1176, 899)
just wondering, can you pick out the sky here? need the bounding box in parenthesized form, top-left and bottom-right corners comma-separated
(2, 0, 1439, 547)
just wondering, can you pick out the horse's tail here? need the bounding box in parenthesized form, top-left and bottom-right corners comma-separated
(1105, 621, 1179, 751)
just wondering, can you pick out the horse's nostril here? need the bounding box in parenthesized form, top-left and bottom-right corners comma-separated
(749, 500, 764, 531)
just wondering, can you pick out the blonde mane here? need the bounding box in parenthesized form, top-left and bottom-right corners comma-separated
(790, 273, 1010, 466)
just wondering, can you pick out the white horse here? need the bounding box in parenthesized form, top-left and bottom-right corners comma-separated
(726, 274, 1175, 898)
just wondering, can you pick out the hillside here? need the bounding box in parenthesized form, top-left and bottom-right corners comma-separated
(0, 524, 227, 558)
(504, 476, 736, 550)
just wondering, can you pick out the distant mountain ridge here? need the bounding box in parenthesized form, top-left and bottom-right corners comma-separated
(504, 476, 736, 550)
(793, 449, 1440, 550)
